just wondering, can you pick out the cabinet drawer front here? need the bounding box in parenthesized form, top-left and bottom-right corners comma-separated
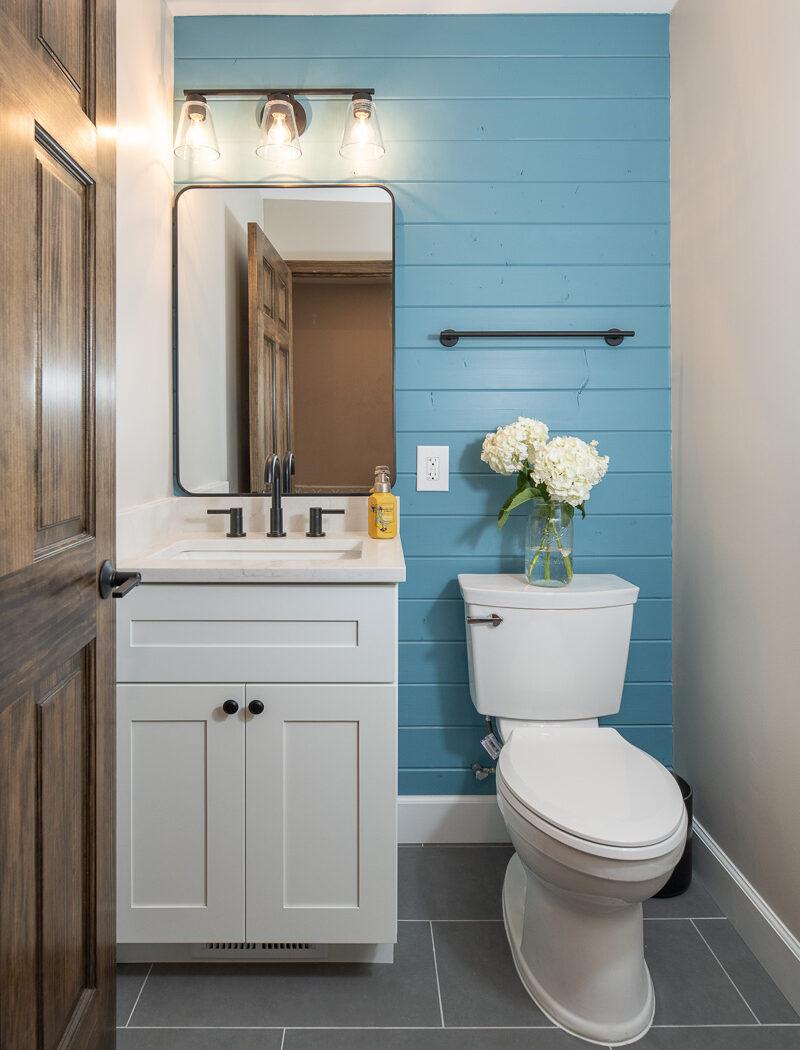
(116, 684, 246, 943)
(117, 584, 397, 683)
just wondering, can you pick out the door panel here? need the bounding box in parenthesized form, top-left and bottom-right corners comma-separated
(0, 2, 115, 1047)
(35, 133, 93, 551)
(38, 653, 93, 1050)
(0, 691, 37, 1049)
(283, 719, 360, 908)
(247, 222, 293, 486)
(245, 685, 397, 943)
(117, 685, 246, 943)
(39, 0, 89, 100)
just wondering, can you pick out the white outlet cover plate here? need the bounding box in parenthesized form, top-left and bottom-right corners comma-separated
(416, 445, 449, 492)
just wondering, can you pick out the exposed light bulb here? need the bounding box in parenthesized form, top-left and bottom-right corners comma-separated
(352, 111, 371, 142)
(186, 113, 207, 148)
(256, 94, 302, 161)
(268, 111, 290, 146)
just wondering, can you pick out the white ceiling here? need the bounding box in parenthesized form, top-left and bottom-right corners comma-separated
(167, 1, 677, 15)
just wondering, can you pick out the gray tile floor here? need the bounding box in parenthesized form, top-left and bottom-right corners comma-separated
(117, 845, 799, 1049)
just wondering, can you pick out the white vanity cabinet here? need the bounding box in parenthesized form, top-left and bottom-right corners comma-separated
(116, 581, 399, 949)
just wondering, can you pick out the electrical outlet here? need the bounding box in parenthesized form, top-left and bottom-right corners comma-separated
(416, 445, 449, 492)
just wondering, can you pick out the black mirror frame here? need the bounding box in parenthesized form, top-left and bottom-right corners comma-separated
(172, 182, 396, 497)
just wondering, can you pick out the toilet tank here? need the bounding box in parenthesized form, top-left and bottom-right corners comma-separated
(459, 574, 639, 721)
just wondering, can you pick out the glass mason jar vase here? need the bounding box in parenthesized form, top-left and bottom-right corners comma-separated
(525, 500, 574, 586)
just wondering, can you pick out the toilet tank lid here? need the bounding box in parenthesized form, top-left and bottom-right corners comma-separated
(458, 574, 639, 610)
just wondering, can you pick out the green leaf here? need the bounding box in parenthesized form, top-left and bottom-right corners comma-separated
(497, 485, 539, 529)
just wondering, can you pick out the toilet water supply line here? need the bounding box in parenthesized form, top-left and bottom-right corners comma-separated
(473, 717, 500, 781)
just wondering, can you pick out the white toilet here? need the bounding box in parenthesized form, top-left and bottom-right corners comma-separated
(459, 573, 687, 1047)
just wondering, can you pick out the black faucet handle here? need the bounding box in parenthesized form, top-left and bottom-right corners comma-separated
(207, 507, 246, 538)
(306, 507, 345, 538)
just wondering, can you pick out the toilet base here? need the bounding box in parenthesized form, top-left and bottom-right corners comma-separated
(502, 853, 655, 1046)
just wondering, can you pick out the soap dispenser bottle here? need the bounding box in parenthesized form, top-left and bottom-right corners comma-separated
(368, 465, 398, 539)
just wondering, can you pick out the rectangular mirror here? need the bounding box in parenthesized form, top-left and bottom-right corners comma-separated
(175, 185, 394, 495)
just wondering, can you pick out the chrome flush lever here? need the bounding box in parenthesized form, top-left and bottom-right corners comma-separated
(467, 613, 503, 627)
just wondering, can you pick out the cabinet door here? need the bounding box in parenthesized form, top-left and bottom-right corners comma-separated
(117, 685, 245, 943)
(245, 685, 397, 943)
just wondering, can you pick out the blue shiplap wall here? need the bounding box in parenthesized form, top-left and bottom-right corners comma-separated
(174, 14, 671, 793)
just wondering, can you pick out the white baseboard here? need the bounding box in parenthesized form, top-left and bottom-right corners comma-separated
(694, 820, 800, 1013)
(398, 794, 509, 844)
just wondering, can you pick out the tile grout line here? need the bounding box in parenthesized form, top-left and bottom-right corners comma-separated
(118, 1023, 800, 1032)
(429, 921, 446, 1028)
(398, 916, 727, 923)
(124, 963, 153, 1028)
(689, 919, 761, 1025)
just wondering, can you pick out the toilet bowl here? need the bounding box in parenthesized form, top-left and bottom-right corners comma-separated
(497, 724, 686, 1045)
(458, 574, 687, 1046)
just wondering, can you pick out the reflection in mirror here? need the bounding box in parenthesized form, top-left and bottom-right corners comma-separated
(176, 185, 394, 495)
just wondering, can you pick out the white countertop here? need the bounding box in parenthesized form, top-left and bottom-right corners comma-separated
(120, 531, 406, 584)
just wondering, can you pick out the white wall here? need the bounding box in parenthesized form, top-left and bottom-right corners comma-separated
(116, 0, 175, 512)
(177, 191, 261, 492)
(672, 0, 800, 940)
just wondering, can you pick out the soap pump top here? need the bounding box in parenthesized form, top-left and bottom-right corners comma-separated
(373, 465, 392, 493)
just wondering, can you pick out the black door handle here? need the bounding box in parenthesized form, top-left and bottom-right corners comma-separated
(248, 699, 265, 715)
(222, 699, 240, 715)
(98, 560, 142, 600)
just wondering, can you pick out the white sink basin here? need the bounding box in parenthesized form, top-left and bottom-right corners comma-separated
(152, 538, 363, 563)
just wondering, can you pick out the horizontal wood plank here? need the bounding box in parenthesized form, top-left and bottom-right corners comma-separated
(174, 14, 670, 59)
(398, 596, 671, 641)
(397, 431, 670, 473)
(175, 55, 669, 99)
(402, 556, 672, 599)
(396, 346, 669, 389)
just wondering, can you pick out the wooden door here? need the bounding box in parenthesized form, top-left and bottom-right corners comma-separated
(0, 2, 116, 1048)
(244, 685, 397, 944)
(247, 222, 294, 489)
(116, 685, 246, 944)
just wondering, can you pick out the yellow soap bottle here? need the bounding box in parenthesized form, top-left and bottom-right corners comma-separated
(368, 465, 398, 539)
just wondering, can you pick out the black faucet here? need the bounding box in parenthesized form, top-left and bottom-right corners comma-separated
(264, 454, 286, 537)
(264, 453, 286, 537)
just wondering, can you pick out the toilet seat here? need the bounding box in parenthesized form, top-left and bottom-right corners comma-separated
(497, 726, 685, 858)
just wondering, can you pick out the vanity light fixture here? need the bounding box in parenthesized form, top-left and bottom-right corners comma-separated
(176, 88, 383, 164)
(173, 93, 220, 160)
(256, 93, 305, 161)
(339, 92, 385, 160)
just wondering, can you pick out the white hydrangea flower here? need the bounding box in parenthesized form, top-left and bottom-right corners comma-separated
(532, 436, 609, 507)
(481, 417, 549, 476)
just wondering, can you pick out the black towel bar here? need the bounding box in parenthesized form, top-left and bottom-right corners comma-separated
(439, 328, 635, 348)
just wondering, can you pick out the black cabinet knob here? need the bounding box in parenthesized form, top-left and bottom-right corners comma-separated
(248, 699, 265, 715)
(222, 699, 239, 715)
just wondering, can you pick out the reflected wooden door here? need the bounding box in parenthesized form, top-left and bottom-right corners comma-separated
(0, 1, 116, 1048)
(247, 221, 294, 488)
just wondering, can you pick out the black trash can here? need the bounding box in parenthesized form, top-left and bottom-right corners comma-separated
(654, 774, 693, 898)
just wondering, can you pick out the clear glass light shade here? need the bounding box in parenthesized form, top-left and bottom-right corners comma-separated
(174, 97, 220, 160)
(339, 95, 385, 161)
(257, 96, 302, 161)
